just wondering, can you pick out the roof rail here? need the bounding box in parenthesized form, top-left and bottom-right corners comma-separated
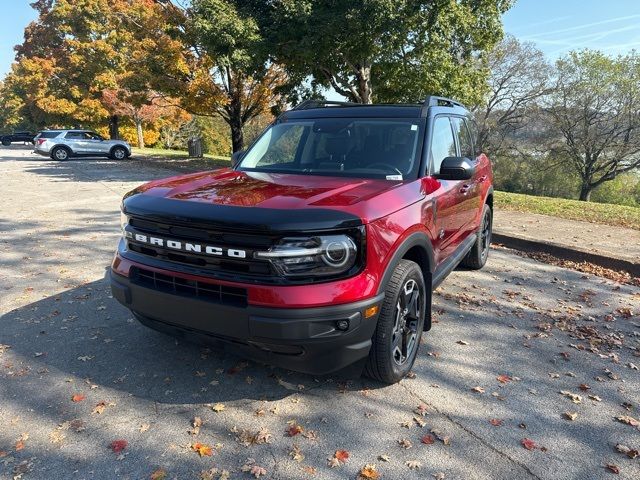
(292, 100, 359, 110)
(420, 96, 466, 116)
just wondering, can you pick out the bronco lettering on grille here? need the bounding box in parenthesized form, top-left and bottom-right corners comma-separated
(125, 230, 247, 259)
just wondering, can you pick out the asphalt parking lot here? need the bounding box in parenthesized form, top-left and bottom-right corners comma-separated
(1, 145, 639, 480)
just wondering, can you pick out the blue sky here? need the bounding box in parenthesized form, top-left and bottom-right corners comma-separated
(1, 0, 640, 79)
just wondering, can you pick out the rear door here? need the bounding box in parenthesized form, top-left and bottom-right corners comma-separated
(63, 131, 84, 153)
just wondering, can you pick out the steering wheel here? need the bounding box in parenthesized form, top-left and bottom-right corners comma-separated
(368, 163, 403, 175)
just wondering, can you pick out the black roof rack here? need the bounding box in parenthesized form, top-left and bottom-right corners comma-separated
(420, 96, 466, 116)
(292, 100, 361, 110)
(288, 96, 466, 118)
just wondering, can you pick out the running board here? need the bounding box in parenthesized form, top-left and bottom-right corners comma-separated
(432, 233, 477, 289)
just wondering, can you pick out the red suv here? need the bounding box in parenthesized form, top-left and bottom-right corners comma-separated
(110, 96, 493, 383)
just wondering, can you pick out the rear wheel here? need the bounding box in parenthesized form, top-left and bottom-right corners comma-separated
(51, 146, 69, 161)
(1, 138, 10, 146)
(461, 204, 492, 270)
(110, 146, 127, 160)
(364, 259, 426, 384)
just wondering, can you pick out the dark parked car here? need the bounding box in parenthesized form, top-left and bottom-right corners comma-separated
(1, 131, 35, 146)
(110, 96, 493, 383)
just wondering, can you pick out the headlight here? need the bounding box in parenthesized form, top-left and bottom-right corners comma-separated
(255, 234, 358, 278)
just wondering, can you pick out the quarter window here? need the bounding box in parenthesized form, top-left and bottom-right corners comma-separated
(430, 117, 456, 175)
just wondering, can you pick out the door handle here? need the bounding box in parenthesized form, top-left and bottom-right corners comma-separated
(459, 183, 471, 194)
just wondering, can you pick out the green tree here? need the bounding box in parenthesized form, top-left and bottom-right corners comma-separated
(256, 0, 512, 105)
(546, 50, 640, 201)
(177, 0, 289, 152)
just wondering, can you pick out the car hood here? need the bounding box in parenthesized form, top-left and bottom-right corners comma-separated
(125, 169, 426, 226)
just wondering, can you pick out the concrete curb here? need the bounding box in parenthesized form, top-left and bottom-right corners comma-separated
(492, 232, 640, 278)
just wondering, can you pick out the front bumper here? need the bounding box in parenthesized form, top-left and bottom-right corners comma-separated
(110, 270, 383, 375)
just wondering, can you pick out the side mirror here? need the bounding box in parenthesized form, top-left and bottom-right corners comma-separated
(231, 150, 245, 168)
(435, 156, 476, 180)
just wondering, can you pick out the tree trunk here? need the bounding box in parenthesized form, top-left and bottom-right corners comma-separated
(229, 117, 244, 153)
(135, 119, 144, 149)
(109, 115, 119, 140)
(579, 183, 592, 201)
(355, 64, 372, 104)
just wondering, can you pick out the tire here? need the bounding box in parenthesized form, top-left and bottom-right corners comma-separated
(460, 204, 492, 270)
(51, 146, 70, 161)
(1, 138, 10, 146)
(110, 146, 127, 160)
(364, 259, 427, 384)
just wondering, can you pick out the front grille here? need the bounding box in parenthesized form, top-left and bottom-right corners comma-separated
(125, 216, 276, 280)
(131, 267, 248, 307)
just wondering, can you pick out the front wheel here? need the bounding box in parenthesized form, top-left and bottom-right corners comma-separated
(1, 139, 10, 146)
(110, 146, 127, 160)
(460, 204, 492, 270)
(364, 259, 427, 384)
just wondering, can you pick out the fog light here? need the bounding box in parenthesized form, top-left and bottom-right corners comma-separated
(336, 320, 349, 331)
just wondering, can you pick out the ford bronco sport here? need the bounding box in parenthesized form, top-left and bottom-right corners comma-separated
(110, 96, 493, 383)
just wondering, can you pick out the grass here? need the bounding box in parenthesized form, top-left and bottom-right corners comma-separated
(495, 191, 640, 231)
(131, 147, 230, 172)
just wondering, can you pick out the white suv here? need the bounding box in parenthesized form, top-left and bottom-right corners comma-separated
(34, 130, 131, 161)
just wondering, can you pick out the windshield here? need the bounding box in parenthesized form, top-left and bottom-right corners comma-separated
(238, 118, 424, 180)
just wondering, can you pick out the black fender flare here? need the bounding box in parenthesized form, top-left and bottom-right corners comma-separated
(376, 231, 435, 331)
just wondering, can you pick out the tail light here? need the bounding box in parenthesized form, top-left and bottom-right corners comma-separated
(37, 139, 46, 145)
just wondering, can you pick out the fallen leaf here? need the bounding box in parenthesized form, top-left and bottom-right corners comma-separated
(414, 404, 429, 416)
(334, 450, 349, 463)
(421, 434, 435, 445)
(406, 460, 422, 470)
(579, 384, 591, 391)
(589, 395, 602, 402)
(432, 473, 446, 480)
(489, 419, 503, 426)
(497, 374, 512, 384)
(521, 438, 537, 450)
(289, 444, 304, 462)
(615, 415, 639, 427)
(564, 412, 578, 421)
(413, 416, 426, 428)
(398, 438, 412, 449)
(150, 469, 167, 480)
(615, 444, 639, 459)
(139, 423, 150, 433)
(378, 455, 390, 462)
(357, 464, 380, 480)
(456, 340, 469, 345)
(110, 439, 128, 453)
(286, 421, 304, 437)
(471, 386, 485, 394)
(92, 402, 107, 414)
(211, 403, 225, 413)
(189, 417, 203, 435)
(606, 464, 620, 474)
(191, 442, 213, 457)
(71, 394, 86, 403)
(560, 391, 582, 404)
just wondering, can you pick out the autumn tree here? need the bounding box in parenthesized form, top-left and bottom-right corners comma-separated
(545, 50, 640, 201)
(254, 0, 512, 105)
(9, 0, 187, 135)
(175, 0, 289, 152)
